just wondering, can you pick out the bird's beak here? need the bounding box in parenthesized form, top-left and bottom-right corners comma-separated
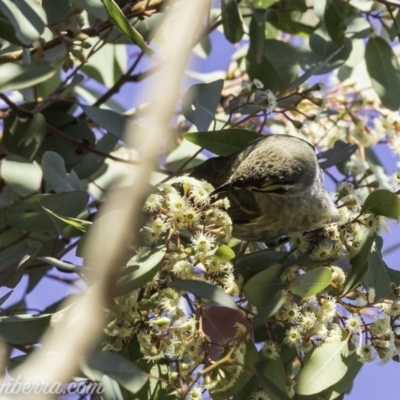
(211, 181, 233, 195)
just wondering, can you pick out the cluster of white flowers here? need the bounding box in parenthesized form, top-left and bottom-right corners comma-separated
(289, 181, 388, 265)
(103, 177, 247, 390)
(238, 78, 277, 114)
(275, 262, 400, 367)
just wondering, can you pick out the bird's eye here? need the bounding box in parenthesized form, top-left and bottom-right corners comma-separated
(244, 183, 292, 193)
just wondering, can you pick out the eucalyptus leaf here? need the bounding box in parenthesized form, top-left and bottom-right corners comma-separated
(74, 133, 118, 179)
(42, 151, 82, 193)
(0, 64, 55, 93)
(295, 341, 351, 395)
(82, 105, 127, 141)
(363, 189, 400, 219)
(324, 0, 354, 45)
(260, 358, 288, 400)
(3, 192, 89, 234)
(3, 112, 46, 161)
(39, 111, 96, 170)
(299, 28, 352, 75)
(243, 263, 286, 309)
(117, 245, 166, 295)
(0, 0, 46, 46)
(184, 129, 261, 156)
(135, 360, 170, 399)
(42, 208, 91, 232)
(364, 236, 397, 300)
(247, 39, 299, 92)
(288, 267, 332, 297)
(319, 352, 363, 400)
(0, 249, 33, 288)
(285, 45, 346, 93)
(84, 351, 148, 394)
(99, 375, 124, 400)
(342, 234, 375, 295)
(0, 156, 42, 197)
(366, 36, 400, 111)
(221, 0, 244, 44)
(70, 0, 107, 20)
(182, 80, 224, 132)
(102, 0, 153, 55)
(234, 251, 290, 281)
(252, 295, 286, 328)
(38, 256, 83, 272)
(0, 314, 51, 345)
(317, 141, 358, 170)
(211, 340, 259, 400)
(169, 279, 237, 309)
(215, 244, 235, 261)
(42, 0, 72, 24)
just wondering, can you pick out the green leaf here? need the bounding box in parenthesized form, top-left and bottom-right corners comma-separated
(39, 111, 96, 170)
(324, 0, 354, 46)
(211, 340, 259, 400)
(42, 208, 91, 232)
(248, 9, 266, 65)
(342, 234, 375, 295)
(81, 42, 127, 88)
(235, 251, 291, 281)
(74, 133, 118, 179)
(0, 64, 55, 93)
(366, 36, 400, 111)
(116, 245, 166, 295)
(363, 189, 400, 219)
(255, 0, 279, 7)
(135, 360, 170, 399)
(0, 11, 24, 45)
(295, 341, 350, 395)
(3, 192, 89, 234)
(247, 39, 299, 92)
(70, 0, 108, 20)
(298, 28, 352, 75)
(252, 295, 286, 328)
(98, 375, 124, 400)
(221, 0, 244, 44)
(285, 45, 346, 94)
(318, 141, 358, 170)
(243, 263, 286, 309)
(182, 80, 224, 132)
(288, 267, 332, 297)
(0, 314, 51, 345)
(319, 352, 363, 400)
(0, 156, 42, 197)
(184, 129, 261, 156)
(3, 112, 46, 161)
(38, 256, 83, 272)
(84, 351, 148, 394)
(42, 151, 82, 193)
(169, 279, 237, 309)
(102, 0, 153, 55)
(260, 358, 289, 400)
(42, 0, 72, 24)
(81, 105, 127, 141)
(364, 236, 396, 300)
(0, 0, 47, 46)
(268, 0, 317, 35)
(215, 244, 236, 261)
(0, 248, 33, 287)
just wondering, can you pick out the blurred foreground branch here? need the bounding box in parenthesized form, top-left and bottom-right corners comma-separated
(9, 1, 209, 397)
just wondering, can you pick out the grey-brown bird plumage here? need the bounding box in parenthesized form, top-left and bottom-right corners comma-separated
(191, 134, 338, 242)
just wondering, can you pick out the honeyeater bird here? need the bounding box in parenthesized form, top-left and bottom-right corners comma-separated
(191, 134, 338, 242)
